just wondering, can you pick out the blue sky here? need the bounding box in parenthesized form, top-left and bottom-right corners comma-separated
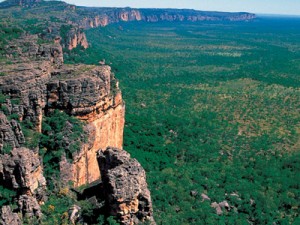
(63, 0, 300, 15)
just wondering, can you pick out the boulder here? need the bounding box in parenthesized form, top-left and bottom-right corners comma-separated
(98, 147, 155, 225)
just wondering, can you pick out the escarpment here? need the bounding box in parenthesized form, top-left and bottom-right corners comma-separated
(46, 64, 125, 186)
(0, 33, 125, 186)
(0, 31, 129, 222)
(75, 8, 255, 30)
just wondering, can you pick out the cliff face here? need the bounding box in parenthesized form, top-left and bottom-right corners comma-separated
(0, 34, 125, 189)
(66, 29, 89, 50)
(76, 8, 256, 29)
(0, 113, 25, 151)
(70, 94, 125, 186)
(79, 9, 143, 28)
(0, 32, 127, 221)
(45, 64, 125, 186)
(0, 147, 46, 194)
(0, 206, 21, 225)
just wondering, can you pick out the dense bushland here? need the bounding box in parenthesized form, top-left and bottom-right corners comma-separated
(65, 18, 300, 224)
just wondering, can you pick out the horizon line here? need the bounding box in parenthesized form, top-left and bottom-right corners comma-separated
(1, 0, 300, 16)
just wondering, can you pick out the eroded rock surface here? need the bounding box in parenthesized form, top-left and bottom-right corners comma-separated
(0, 206, 21, 225)
(211, 201, 230, 215)
(0, 113, 25, 152)
(47, 64, 125, 186)
(0, 33, 125, 187)
(0, 147, 46, 194)
(98, 147, 155, 225)
(18, 195, 42, 219)
(0, 148, 45, 222)
(66, 28, 89, 50)
(77, 8, 256, 30)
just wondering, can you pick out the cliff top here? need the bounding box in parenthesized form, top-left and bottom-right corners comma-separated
(50, 64, 109, 80)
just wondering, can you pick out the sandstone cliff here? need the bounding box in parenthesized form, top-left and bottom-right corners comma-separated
(75, 8, 256, 29)
(0, 31, 151, 222)
(0, 32, 126, 222)
(98, 147, 155, 225)
(65, 28, 89, 51)
(0, 113, 25, 151)
(46, 64, 125, 186)
(1, 37, 125, 187)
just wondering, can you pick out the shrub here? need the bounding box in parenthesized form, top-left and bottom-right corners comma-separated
(40, 110, 87, 185)
(1, 143, 12, 155)
(0, 185, 17, 207)
(9, 113, 20, 121)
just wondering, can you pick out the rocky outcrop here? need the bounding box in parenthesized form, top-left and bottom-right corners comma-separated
(0, 148, 45, 222)
(211, 201, 230, 215)
(0, 147, 46, 194)
(18, 195, 42, 219)
(0, 61, 52, 133)
(3, 34, 63, 66)
(0, 206, 21, 225)
(0, 35, 63, 132)
(46, 65, 112, 115)
(66, 29, 89, 50)
(0, 113, 25, 152)
(68, 205, 82, 225)
(0, 32, 126, 222)
(98, 147, 155, 225)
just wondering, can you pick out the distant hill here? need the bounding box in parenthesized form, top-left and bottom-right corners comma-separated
(0, 0, 256, 50)
(0, 0, 256, 24)
(0, 0, 41, 7)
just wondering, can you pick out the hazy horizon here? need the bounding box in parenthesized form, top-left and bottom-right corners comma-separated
(0, 0, 300, 16)
(62, 0, 300, 16)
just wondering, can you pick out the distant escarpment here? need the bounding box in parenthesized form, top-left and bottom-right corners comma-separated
(78, 8, 256, 29)
(0, 0, 256, 50)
